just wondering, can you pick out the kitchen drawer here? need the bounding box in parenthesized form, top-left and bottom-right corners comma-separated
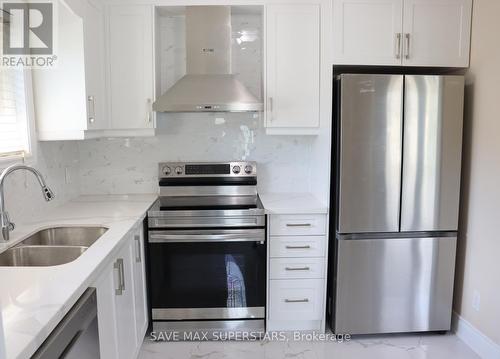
(269, 279, 324, 321)
(270, 235, 326, 258)
(270, 214, 327, 236)
(270, 258, 325, 279)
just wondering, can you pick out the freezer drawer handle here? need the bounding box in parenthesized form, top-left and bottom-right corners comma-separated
(285, 245, 311, 249)
(285, 266, 310, 271)
(285, 223, 311, 227)
(284, 298, 309, 303)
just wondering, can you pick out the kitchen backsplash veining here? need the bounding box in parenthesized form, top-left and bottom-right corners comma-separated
(77, 113, 314, 195)
(1, 141, 80, 226)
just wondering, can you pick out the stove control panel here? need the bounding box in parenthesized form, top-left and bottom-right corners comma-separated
(159, 162, 256, 178)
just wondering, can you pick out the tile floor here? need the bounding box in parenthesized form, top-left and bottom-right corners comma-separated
(139, 333, 479, 359)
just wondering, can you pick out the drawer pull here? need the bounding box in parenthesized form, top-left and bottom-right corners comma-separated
(286, 223, 311, 227)
(285, 266, 310, 271)
(285, 245, 311, 249)
(284, 298, 309, 303)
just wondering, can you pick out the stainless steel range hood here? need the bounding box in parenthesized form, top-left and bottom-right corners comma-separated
(153, 6, 262, 113)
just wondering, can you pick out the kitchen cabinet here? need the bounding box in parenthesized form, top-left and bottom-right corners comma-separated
(332, 0, 403, 66)
(95, 223, 148, 359)
(132, 224, 148, 345)
(267, 213, 328, 331)
(106, 4, 155, 132)
(33, 0, 106, 140)
(333, 0, 472, 67)
(265, 4, 320, 133)
(402, 0, 472, 67)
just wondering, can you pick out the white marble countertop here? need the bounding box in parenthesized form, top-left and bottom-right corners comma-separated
(259, 193, 328, 215)
(0, 194, 157, 359)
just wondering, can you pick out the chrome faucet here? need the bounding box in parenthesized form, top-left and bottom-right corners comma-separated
(0, 164, 55, 242)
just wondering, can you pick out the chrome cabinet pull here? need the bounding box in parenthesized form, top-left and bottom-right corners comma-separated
(114, 258, 124, 295)
(119, 258, 125, 291)
(134, 234, 141, 263)
(285, 245, 311, 249)
(268, 97, 273, 121)
(88, 95, 96, 124)
(286, 223, 311, 227)
(285, 266, 310, 271)
(395, 33, 402, 59)
(284, 298, 309, 303)
(146, 98, 152, 123)
(404, 33, 411, 59)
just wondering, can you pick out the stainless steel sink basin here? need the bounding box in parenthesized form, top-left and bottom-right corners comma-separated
(20, 226, 108, 247)
(0, 246, 88, 266)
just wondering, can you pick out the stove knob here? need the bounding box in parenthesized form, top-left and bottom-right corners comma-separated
(244, 165, 253, 174)
(175, 166, 183, 175)
(162, 166, 171, 176)
(232, 165, 241, 174)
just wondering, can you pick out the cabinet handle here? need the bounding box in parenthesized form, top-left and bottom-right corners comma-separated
(286, 223, 311, 227)
(134, 234, 141, 263)
(114, 258, 124, 295)
(404, 33, 411, 60)
(284, 298, 309, 303)
(146, 98, 152, 123)
(395, 33, 402, 59)
(88, 95, 96, 124)
(285, 245, 311, 249)
(285, 266, 310, 271)
(268, 97, 273, 121)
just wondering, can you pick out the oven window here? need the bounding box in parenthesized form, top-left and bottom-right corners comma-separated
(149, 241, 266, 309)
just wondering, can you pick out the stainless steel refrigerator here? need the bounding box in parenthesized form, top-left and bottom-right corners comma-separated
(330, 74, 464, 335)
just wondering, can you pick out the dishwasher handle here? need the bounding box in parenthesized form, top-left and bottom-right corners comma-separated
(31, 288, 99, 359)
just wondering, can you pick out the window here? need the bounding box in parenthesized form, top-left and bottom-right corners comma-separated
(0, 68, 31, 159)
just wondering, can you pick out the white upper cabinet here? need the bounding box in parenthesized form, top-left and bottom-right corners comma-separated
(83, 0, 107, 130)
(106, 4, 155, 131)
(333, 0, 403, 66)
(333, 0, 472, 67)
(402, 0, 472, 67)
(34, 0, 105, 140)
(265, 4, 320, 132)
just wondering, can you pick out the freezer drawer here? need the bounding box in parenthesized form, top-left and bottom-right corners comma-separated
(401, 75, 464, 232)
(334, 235, 457, 334)
(337, 74, 403, 233)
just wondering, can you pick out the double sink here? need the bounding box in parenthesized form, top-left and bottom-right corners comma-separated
(0, 227, 108, 267)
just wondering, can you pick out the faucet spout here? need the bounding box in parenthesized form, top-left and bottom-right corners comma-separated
(0, 164, 55, 242)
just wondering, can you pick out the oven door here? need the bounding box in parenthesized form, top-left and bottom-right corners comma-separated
(148, 229, 266, 321)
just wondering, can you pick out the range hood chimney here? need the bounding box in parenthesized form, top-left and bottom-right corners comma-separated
(153, 6, 263, 113)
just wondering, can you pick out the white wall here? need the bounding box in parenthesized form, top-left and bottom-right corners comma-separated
(454, 0, 500, 346)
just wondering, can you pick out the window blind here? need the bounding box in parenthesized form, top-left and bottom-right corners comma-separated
(0, 67, 30, 158)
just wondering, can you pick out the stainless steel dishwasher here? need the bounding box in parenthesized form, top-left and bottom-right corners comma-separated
(32, 288, 100, 359)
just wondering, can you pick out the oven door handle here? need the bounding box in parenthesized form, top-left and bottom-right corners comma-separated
(149, 232, 265, 243)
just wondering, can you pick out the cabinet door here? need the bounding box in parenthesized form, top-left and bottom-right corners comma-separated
(333, 0, 403, 65)
(107, 5, 154, 129)
(114, 240, 139, 359)
(132, 225, 148, 344)
(402, 0, 472, 67)
(95, 263, 119, 359)
(84, 0, 107, 130)
(265, 4, 320, 129)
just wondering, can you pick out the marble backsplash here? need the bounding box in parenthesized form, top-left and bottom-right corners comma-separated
(0, 141, 80, 227)
(77, 113, 314, 195)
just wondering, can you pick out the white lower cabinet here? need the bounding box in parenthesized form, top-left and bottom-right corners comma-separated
(95, 222, 148, 359)
(269, 279, 324, 321)
(267, 213, 328, 332)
